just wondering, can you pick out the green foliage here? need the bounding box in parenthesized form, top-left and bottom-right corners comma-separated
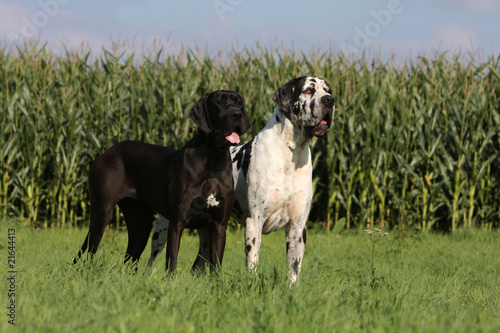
(2, 219, 499, 332)
(1, 43, 499, 231)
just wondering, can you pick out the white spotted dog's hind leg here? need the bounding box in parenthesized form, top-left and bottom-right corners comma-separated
(285, 223, 307, 284)
(147, 215, 169, 267)
(244, 217, 263, 273)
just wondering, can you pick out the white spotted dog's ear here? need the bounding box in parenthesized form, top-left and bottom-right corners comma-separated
(189, 92, 213, 134)
(272, 76, 306, 113)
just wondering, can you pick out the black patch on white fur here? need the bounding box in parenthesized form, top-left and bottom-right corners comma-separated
(233, 199, 243, 218)
(309, 99, 315, 115)
(324, 82, 332, 94)
(292, 259, 300, 275)
(300, 101, 307, 115)
(241, 138, 254, 178)
(232, 138, 254, 178)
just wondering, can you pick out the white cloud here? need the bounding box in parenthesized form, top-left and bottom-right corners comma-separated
(438, 0, 500, 14)
(354, 22, 482, 59)
(390, 23, 480, 56)
(0, 1, 83, 44)
(431, 23, 479, 51)
(0, 1, 30, 38)
(0, 1, 123, 54)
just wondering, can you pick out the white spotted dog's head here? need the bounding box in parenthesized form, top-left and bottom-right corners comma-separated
(272, 76, 335, 138)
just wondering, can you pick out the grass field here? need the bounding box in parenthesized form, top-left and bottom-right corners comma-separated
(1, 218, 499, 332)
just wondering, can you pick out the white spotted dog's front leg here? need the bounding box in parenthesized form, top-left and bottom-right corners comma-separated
(285, 223, 307, 284)
(245, 217, 263, 273)
(147, 215, 169, 267)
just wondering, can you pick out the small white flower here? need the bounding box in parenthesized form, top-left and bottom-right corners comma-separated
(365, 228, 389, 243)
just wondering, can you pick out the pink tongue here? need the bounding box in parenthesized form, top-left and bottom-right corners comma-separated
(225, 132, 240, 144)
(320, 120, 327, 125)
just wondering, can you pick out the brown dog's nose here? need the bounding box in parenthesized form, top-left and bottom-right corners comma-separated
(230, 109, 243, 119)
(321, 95, 334, 107)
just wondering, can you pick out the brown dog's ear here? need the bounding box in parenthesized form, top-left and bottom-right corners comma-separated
(238, 94, 252, 135)
(189, 92, 212, 133)
(272, 77, 306, 113)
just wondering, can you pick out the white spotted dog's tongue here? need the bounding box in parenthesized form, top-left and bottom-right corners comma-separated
(225, 132, 240, 144)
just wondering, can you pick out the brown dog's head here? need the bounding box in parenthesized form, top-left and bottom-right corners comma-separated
(272, 76, 335, 138)
(189, 90, 251, 150)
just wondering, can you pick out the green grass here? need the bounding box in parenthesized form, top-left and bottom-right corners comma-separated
(1, 218, 499, 332)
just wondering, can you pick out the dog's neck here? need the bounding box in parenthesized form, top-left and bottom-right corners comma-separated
(187, 130, 232, 178)
(267, 106, 310, 150)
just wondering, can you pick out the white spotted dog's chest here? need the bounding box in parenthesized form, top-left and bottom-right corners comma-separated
(257, 155, 313, 234)
(234, 128, 313, 234)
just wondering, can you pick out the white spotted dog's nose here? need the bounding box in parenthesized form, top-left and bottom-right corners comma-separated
(321, 95, 334, 107)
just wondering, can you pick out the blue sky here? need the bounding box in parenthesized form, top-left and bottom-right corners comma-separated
(1, 0, 499, 59)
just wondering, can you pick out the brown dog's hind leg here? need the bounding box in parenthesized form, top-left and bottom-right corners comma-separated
(73, 203, 114, 264)
(73, 232, 91, 264)
(118, 198, 154, 264)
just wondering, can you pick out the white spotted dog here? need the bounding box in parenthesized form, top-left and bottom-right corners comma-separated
(149, 77, 335, 283)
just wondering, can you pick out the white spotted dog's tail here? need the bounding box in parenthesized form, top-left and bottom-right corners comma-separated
(147, 215, 169, 267)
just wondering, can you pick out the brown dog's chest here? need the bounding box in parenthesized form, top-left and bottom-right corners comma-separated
(177, 178, 233, 229)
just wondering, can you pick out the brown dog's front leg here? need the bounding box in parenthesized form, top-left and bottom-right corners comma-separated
(192, 228, 210, 273)
(209, 225, 227, 271)
(165, 224, 184, 273)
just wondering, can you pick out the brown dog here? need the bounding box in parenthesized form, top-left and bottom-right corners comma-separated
(73, 90, 251, 272)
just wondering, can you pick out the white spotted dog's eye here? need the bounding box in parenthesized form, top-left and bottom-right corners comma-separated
(303, 89, 314, 94)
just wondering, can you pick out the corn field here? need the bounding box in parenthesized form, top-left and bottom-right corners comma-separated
(1, 42, 499, 231)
